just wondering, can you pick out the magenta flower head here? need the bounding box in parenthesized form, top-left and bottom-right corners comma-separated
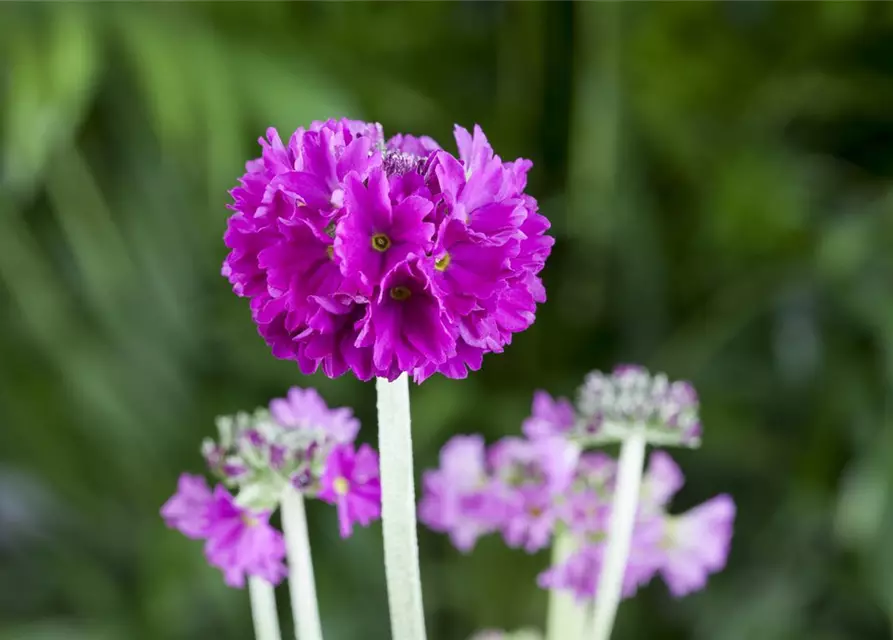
(203, 385, 365, 499)
(223, 120, 553, 382)
(162, 385, 382, 588)
(420, 370, 735, 607)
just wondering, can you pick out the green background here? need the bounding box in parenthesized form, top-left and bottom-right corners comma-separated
(2, 2, 892, 639)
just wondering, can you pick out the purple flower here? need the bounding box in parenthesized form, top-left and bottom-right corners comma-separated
(500, 486, 558, 553)
(558, 489, 610, 536)
(537, 537, 659, 603)
(430, 218, 518, 317)
(387, 133, 441, 158)
(160, 475, 287, 588)
(223, 120, 552, 381)
(489, 436, 580, 495)
(161, 474, 214, 539)
(318, 443, 382, 538)
(302, 293, 376, 380)
(356, 258, 453, 373)
(203, 486, 288, 588)
(419, 377, 734, 604)
(522, 390, 576, 439)
(537, 452, 734, 602)
(418, 435, 500, 552)
(640, 450, 684, 512)
(268, 386, 360, 443)
(335, 169, 435, 295)
(537, 543, 600, 602)
(658, 494, 735, 597)
(489, 437, 580, 552)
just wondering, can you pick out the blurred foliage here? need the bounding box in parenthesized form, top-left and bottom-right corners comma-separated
(1, 2, 892, 639)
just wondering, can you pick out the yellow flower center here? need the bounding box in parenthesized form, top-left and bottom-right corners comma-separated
(241, 514, 258, 527)
(435, 252, 451, 271)
(371, 233, 391, 252)
(389, 286, 412, 301)
(326, 246, 334, 260)
(333, 477, 349, 496)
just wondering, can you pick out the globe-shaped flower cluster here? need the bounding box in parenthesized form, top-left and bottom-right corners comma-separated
(419, 371, 735, 602)
(223, 119, 553, 381)
(161, 386, 382, 588)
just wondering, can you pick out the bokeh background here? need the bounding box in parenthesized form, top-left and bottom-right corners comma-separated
(2, 2, 893, 639)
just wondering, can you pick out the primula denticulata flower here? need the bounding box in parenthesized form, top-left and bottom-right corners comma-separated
(318, 443, 383, 538)
(419, 367, 735, 604)
(161, 386, 382, 587)
(576, 365, 702, 446)
(162, 474, 287, 588)
(223, 119, 553, 382)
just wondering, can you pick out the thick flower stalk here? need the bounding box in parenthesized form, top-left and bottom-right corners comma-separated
(545, 530, 587, 640)
(162, 387, 382, 640)
(419, 367, 735, 640)
(222, 119, 553, 640)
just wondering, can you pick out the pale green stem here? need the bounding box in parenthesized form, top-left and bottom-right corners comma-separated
(376, 374, 427, 640)
(546, 531, 588, 640)
(249, 576, 283, 640)
(587, 428, 647, 640)
(280, 487, 323, 640)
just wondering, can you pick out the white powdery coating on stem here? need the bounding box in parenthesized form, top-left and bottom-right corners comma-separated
(281, 488, 323, 640)
(376, 374, 427, 640)
(249, 576, 283, 640)
(587, 428, 647, 640)
(546, 532, 588, 640)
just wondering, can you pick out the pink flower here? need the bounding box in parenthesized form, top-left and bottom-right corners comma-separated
(522, 390, 576, 440)
(160, 475, 287, 589)
(223, 120, 552, 381)
(658, 494, 736, 597)
(268, 385, 360, 443)
(418, 435, 501, 552)
(318, 443, 382, 538)
(203, 487, 288, 588)
(160, 474, 214, 539)
(335, 168, 435, 295)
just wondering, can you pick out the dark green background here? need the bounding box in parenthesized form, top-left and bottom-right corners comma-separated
(2, 2, 892, 639)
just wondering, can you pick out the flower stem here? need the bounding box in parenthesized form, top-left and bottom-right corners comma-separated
(376, 373, 427, 640)
(546, 531, 587, 640)
(249, 577, 283, 640)
(281, 487, 323, 640)
(587, 428, 647, 640)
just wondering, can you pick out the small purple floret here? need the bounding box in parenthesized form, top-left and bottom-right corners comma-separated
(161, 474, 287, 588)
(318, 443, 382, 538)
